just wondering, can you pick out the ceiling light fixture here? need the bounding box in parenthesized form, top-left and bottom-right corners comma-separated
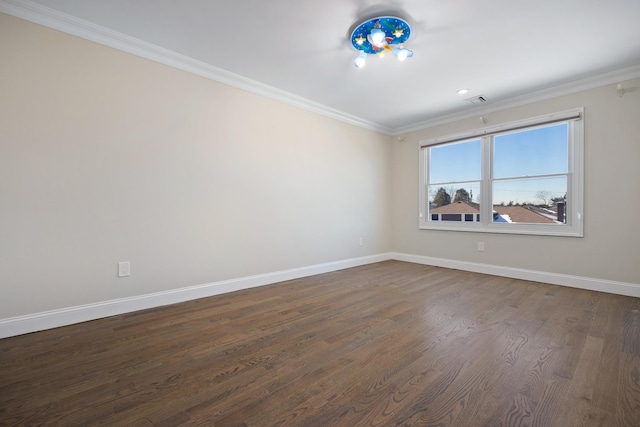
(354, 52, 367, 68)
(351, 16, 413, 68)
(457, 88, 469, 95)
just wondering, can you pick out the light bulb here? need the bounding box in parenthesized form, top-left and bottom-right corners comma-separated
(354, 53, 367, 68)
(393, 48, 413, 61)
(370, 28, 385, 46)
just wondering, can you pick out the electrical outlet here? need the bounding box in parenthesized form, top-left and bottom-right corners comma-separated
(358, 237, 363, 246)
(477, 242, 485, 252)
(118, 261, 130, 277)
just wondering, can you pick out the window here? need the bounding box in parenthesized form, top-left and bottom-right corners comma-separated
(419, 109, 583, 236)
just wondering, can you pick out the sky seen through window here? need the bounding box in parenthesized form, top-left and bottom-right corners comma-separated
(428, 123, 568, 205)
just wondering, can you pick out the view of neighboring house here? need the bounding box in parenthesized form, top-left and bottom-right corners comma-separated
(430, 201, 482, 222)
(430, 200, 565, 224)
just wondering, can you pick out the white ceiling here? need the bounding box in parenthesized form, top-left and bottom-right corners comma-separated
(5, 0, 640, 133)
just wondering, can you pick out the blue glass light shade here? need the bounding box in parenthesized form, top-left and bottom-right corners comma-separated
(350, 16, 411, 55)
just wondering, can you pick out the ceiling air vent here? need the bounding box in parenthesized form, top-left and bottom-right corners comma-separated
(465, 95, 487, 104)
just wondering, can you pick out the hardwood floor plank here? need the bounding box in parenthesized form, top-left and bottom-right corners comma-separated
(565, 335, 606, 426)
(1, 261, 638, 426)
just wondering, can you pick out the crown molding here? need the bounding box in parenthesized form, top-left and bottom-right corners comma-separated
(2, 0, 638, 137)
(392, 63, 640, 135)
(0, 0, 393, 135)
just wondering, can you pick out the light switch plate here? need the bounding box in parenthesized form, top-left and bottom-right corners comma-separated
(118, 261, 130, 277)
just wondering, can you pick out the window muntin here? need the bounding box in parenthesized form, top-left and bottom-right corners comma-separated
(419, 109, 583, 236)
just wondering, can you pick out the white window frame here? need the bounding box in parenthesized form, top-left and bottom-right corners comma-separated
(419, 108, 584, 237)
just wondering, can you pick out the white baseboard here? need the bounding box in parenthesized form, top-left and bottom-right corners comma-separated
(391, 252, 640, 298)
(2, 252, 638, 339)
(0, 253, 392, 339)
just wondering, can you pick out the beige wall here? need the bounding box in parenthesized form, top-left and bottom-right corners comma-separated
(2, 12, 638, 322)
(392, 78, 640, 284)
(0, 14, 392, 318)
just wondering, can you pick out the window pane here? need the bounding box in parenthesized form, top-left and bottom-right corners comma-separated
(429, 139, 481, 184)
(492, 176, 567, 224)
(419, 110, 582, 236)
(428, 182, 480, 222)
(493, 123, 568, 179)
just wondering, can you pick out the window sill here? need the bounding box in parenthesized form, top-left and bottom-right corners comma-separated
(418, 222, 583, 237)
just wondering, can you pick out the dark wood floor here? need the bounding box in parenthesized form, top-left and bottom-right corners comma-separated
(1, 261, 639, 426)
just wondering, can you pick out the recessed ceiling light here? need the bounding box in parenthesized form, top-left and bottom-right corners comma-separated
(457, 88, 469, 95)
